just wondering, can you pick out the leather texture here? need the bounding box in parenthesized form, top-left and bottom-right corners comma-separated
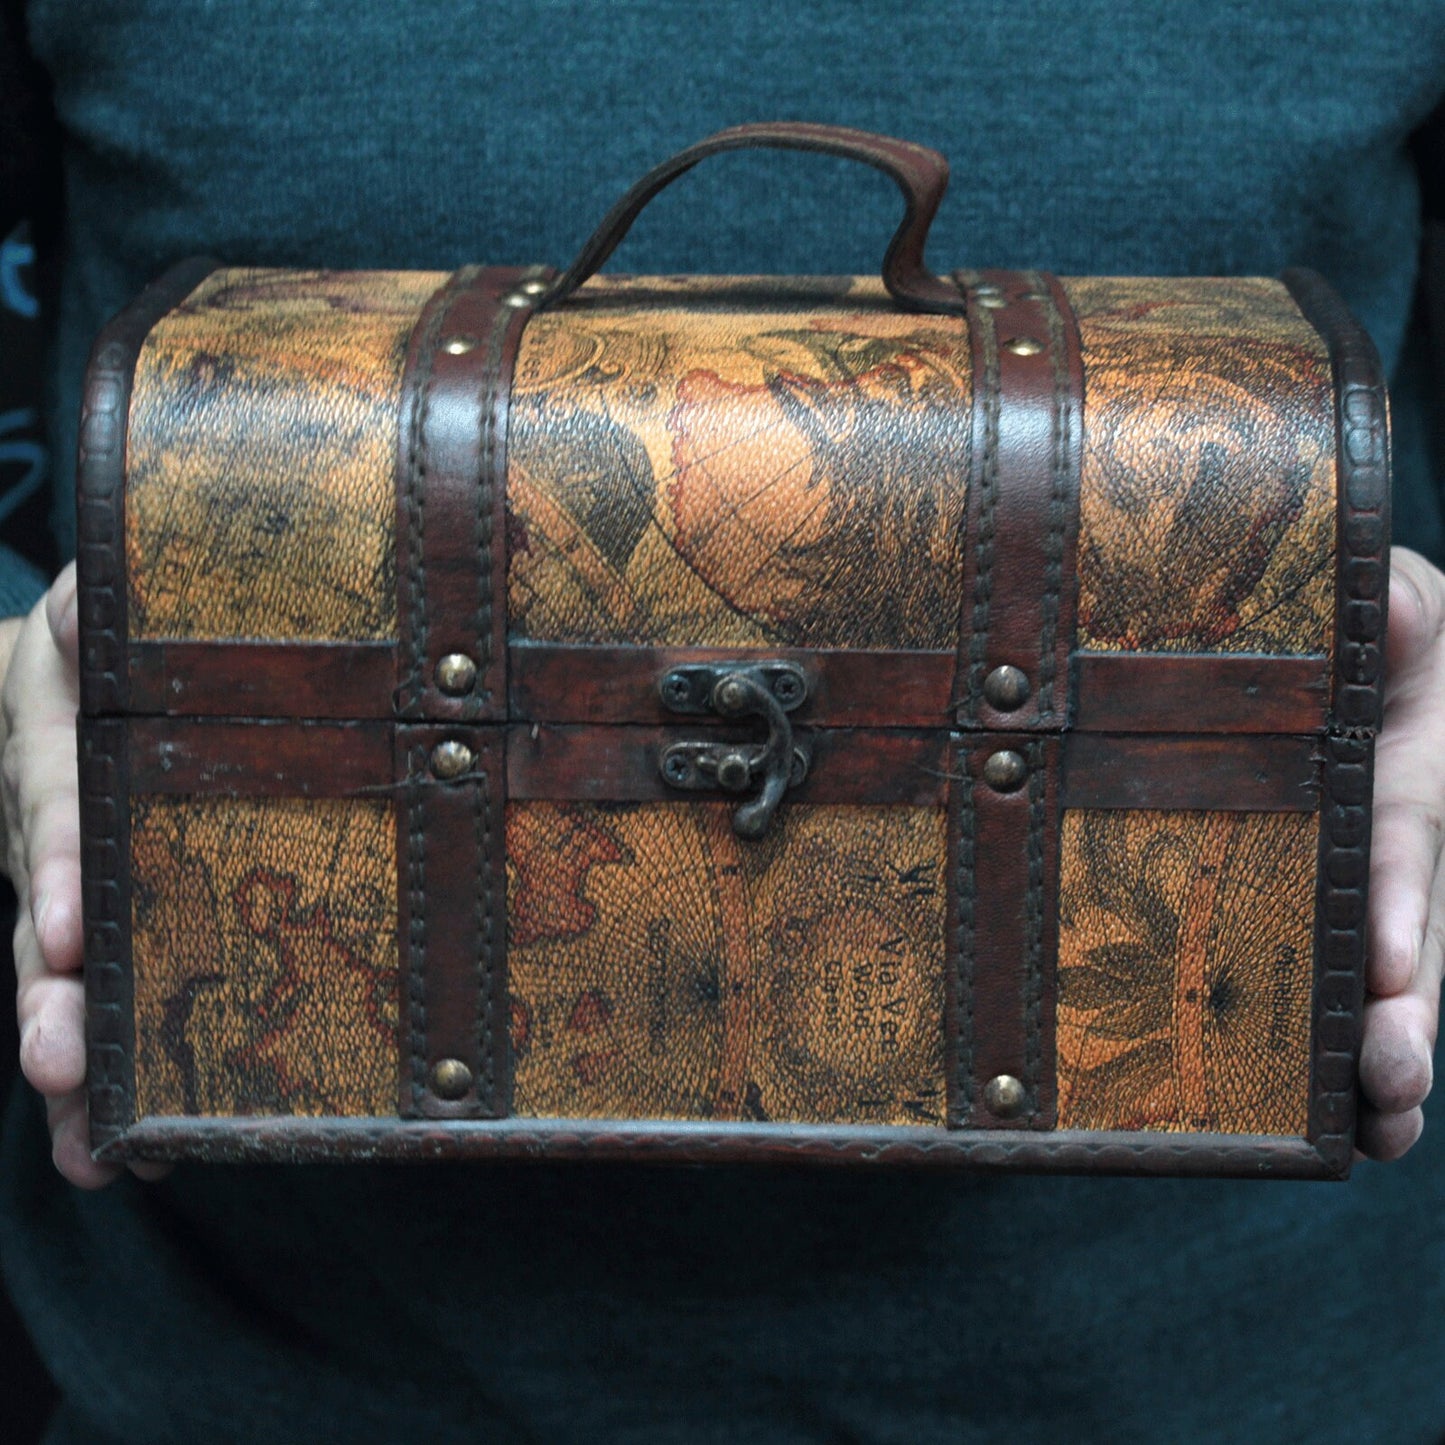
(949, 737, 1059, 1129)
(80, 719, 134, 1149)
(396, 266, 544, 721)
(395, 726, 506, 1118)
(954, 269, 1083, 731)
(1055, 809, 1316, 1134)
(1066, 276, 1337, 656)
(1283, 267, 1392, 1173)
(537, 122, 965, 316)
(129, 796, 400, 1118)
(126, 267, 441, 641)
(507, 275, 972, 649)
(506, 801, 947, 1126)
(78, 256, 218, 717)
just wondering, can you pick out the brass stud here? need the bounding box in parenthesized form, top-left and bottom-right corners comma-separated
(984, 1073, 1027, 1119)
(517, 277, 551, 297)
(713, 677, 750, 715)
(435, 652, 477, 697)
(430, 1057, 473, 1100)
(442, 336, 478, 356)
(503, 290, 536, 308)
(716, 751, 753, 792)
(976, 294, 1008, 309)
(430, 740, 474, 780)
(971, 283, 1003, 297)
(982, 749, 1028, 793)
(1003, 336, 1045, 357)
(983, 664, 1030, 712)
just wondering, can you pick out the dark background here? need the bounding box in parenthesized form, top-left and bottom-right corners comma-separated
(0, 213, 62, 1443)
(2, 895, 59, 1445)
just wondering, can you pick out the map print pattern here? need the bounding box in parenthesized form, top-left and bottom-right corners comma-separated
(131, 796, 401, 1117)
(506, 800, 948, 1126)
(1055, 809, 1317, 1134)
(128, 267, 441, 641)
(507, 276, 973, 649)
(1065, 276, 1336, 656)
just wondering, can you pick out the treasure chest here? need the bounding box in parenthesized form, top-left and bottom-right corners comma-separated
(78, 124, 1388, 1177)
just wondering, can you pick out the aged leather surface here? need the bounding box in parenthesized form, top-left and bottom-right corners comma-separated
(130, 796, 400, 1117)
(1283, 267, 1392, 1171)
(79, 256, 219, 717)
(506, 275, 972, 650)
(505, 801, 947, 1126)
(1055, 809, 1316, 1135)
(1066, 276, 1336, 656)
(954, 270, 1083, 732)
(396, 267, 541, 721)
(538, 123, 964, 316)
(394, 727, 507, 1118)
(81, 719, 134, 1146)
(950, 737, 1059, 1129)
(127, 267, 442, 641)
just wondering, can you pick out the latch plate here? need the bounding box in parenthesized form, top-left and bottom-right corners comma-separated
(657, 662, 810, 837)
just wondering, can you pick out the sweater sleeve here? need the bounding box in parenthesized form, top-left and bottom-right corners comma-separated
(0, 0, 62, 615)
(0, 538, 47, 615)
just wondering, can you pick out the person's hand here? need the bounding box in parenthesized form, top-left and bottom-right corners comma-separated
(1359, 546, 1445, 1160)
(2, 562, 108, 1185)
(2, 562, 164, 1187)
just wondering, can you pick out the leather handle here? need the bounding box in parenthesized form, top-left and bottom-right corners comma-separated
(534, 122, 964, 314)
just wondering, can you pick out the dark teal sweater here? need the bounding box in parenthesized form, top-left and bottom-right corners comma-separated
(3, 4, 1445, 1441)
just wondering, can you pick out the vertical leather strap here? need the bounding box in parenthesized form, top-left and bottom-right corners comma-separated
(395, 726, 507, 1118)
(948, 734, 1060, 1128)
(946, 269, 1076, 1128)
(1282, 266, 1392, 1171)
(395, 265, 548, 720)
(80, 717, 135, 1149)
(953, 269, 1083, 730)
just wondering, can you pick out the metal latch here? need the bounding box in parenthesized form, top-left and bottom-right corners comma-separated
(657, 662, 810, 838)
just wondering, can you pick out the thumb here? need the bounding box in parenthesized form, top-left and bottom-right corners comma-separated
(44, 562, 78, 671)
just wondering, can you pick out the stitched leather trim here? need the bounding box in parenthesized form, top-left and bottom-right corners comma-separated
(948, 734, 1060, 1129)
(395, 266, 545, 721)
(78, 257, 217, 1154)
(953, 269, 1083, 731)
(81, 718, 135, 1149)
(1280, 269, 1391, 735)
(1282, 267, 1391, 1172)
(945, 269, 1077, 1129)
(395, 726, 506, 1118)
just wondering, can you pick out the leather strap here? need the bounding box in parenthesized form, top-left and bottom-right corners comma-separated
(395, 726, 507, 1118)
(535, 123, 963, 316)
(948, 735, 1060, 1129)
(1282, 266, 1392, 1169)
(396, 265, 545, 721)
(953, 269, 1083, 730)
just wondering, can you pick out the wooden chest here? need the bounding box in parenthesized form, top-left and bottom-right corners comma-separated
(78, 126, 1388, 1177)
